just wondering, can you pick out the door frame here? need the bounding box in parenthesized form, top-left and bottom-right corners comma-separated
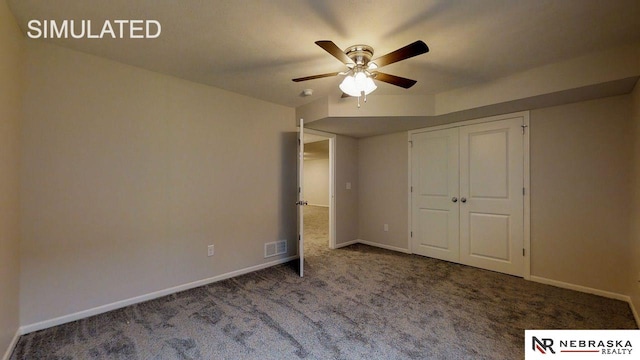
(297, 119, 305, 277)
(300, 128, 337, 250)
(408, 111, 531, 279)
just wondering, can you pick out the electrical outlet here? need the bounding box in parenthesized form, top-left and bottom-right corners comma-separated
(207, 244, 214, 257)
(346, 182, 351, 190)
(384, 224, 389, 232)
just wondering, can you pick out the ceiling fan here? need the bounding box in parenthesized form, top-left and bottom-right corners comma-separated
(292, 40, 429, 105)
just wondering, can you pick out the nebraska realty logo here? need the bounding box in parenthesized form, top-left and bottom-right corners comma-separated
(525, 330, 640, 358)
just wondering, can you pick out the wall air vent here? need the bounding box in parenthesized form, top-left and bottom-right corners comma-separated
(265, 240, 287, 258)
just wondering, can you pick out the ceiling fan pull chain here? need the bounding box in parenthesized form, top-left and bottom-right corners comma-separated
(357, 95, 361, 108)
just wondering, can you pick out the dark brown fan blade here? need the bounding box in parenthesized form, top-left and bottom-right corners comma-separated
(292, 72, 340, 82)
(315, 40, 354, 65)
(370, 41, 429, 68)
(371, 72, 418, 89)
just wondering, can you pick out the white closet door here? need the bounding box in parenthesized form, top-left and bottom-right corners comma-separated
(411, 128, 460, 262)
(459, 118, 524, 276)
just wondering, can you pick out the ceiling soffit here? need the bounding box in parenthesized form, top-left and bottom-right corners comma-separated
(298, 43, 640, 137)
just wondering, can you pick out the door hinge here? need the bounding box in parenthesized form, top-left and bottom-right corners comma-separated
(298, 235, 301, 240)
(523, 248, 525, 256)
(410, 231, 413, 238)
(298, 186, 301, 193)
(409, 140, 413, 147)
(411, 186, 413, 193)
(522, 187, 525, 195)
(298, 138, 301, 145)
(521, 124, 528, 134)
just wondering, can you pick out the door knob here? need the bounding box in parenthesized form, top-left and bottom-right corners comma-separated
(461, 197, 467, 203)
(451, 197, 458, 203)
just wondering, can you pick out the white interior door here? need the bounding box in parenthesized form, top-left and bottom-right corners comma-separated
(297, 119, 305, 277)
(411, 128, 460, 262)
(459, 118, 524, 276)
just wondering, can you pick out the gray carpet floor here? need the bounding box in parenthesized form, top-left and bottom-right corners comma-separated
(11, 206, 637, 359)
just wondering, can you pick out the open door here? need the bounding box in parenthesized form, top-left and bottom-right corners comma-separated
(297, 118, 307, 277)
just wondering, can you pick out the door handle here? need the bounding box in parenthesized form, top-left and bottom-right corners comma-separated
(296, 200, 308, 206)
(451, 197, 458, 203)
(460, 197, 467, 203)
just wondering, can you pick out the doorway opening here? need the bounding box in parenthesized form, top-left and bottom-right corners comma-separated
(303, 129, 336, 254)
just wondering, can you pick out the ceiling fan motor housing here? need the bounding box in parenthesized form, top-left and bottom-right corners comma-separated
(345, 44, 374, 67)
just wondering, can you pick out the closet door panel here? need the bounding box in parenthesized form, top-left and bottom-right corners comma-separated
(411, 128, 460, 262)
(459, 118, 524, 276)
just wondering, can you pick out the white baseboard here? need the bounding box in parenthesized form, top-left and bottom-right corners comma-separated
(356, 239, 411, 254)
(2, 329, 21, 360)
(334, 239, 358, 249)
(333, 239, 411, 254)
(307, 204, 329, 208)
(20, 255, 299, 335)
(529, 275, 640, 328)
(529, 276, 630, 302)
(530, 276, 639, 327)
(629, 299, 640, 328)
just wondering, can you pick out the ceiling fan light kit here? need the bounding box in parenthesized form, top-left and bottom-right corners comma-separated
(339, 71, 377, 97)
(293, 40, 429, 107)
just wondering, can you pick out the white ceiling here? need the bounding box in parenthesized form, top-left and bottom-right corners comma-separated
(8, 0, 640, 111)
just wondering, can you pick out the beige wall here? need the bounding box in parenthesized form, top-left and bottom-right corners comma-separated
(335, 135, 358, 245)
(630, 82, 640, 312)
(303, 158, 329, 207)
(530, 95, 632, 294)
(0, 1, 23, 356)
(20, 42, 296, 326)
(358, 132, 408, 250)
